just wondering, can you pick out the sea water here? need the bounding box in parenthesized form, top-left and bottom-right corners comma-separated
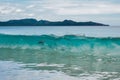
(0, 26, 120, 80)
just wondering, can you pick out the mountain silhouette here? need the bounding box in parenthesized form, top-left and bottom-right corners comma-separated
(0, 18, 109, 26)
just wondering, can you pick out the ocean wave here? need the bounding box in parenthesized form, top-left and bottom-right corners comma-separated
(0, 34, 120, 79)
(0, 34, 120, 57)
(0, 33, 120, 48)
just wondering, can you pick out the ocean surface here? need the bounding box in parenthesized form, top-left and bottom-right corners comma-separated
(0, 26, 120, 80)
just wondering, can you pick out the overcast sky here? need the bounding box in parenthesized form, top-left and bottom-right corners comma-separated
(0, 0, 120, 25)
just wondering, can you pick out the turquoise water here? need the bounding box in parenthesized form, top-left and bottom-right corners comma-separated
(0, 26, 120, 80)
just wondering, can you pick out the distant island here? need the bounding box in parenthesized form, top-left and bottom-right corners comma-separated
(0, 18, 109, 26)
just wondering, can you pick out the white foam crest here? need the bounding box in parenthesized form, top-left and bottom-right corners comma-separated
(0, 61, 120, 80)
(0, 45, 42, 50)
(78, 72, 119, 80)
(35, 63, 65, 67)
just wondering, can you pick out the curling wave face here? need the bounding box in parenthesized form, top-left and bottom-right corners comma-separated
(0, 34, 120, 51)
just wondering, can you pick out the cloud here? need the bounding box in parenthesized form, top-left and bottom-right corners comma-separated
(0, 5, 24, 15)
(0, 6, 14, 14)
(26, 5, 35, 9)
(15, 9, 23, 13)
(40, 1, 120, 15)
(56, 4, 120, 15)
(27, 13, 35, 17)
(1, 0, 120, 15)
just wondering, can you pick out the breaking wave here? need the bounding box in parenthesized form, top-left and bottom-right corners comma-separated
(0, 34, 120, 79)
(0, 34, 120, 57)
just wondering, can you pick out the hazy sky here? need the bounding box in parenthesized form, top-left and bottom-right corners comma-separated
(0, 0, 120, 25)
